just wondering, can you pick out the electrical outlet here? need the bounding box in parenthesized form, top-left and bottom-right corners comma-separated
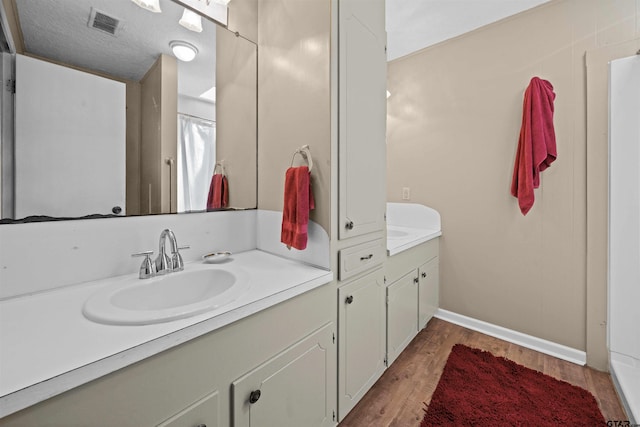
(402, 187, 410, 200)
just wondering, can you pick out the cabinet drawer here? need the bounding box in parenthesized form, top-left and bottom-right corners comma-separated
(339, 239, 385, 281)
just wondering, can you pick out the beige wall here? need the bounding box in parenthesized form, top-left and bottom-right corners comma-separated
(387, 0, 640, 368)
(257, 0, 332, 234)
(216, 27, 258, 209)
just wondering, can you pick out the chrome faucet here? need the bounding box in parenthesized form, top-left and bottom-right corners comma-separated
(155, 229, 188, 275)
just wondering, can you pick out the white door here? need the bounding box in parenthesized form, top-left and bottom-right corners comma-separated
(338, 0, 387, 239)
(338, 268, 386, 420)
(387, 270, 418, 365)
(609, 55, 640, 362)
(231, 323, 336, 427)
(14, 54, 126, 218)
(418, 258, 439, 329)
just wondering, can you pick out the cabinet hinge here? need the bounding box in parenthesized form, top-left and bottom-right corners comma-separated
(5, 79, 15, 93)
(333, 410, 336, 421)
(384, 355, 388, 367)
(332, 333, 335, 344)
(384, 275, 387, 284)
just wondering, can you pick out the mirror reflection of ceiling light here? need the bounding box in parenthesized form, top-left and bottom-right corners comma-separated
(170, 40, 198, 62)
(131, 0, 162, 13)
(179, 9, 203, 33)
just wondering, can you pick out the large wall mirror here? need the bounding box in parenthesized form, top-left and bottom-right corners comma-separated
(0, 0, 257, 223)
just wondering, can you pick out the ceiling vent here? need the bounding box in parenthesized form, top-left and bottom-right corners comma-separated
(88, 8, 123, 36)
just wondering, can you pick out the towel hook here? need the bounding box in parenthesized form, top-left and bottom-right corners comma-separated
(290, 145, 313, 172)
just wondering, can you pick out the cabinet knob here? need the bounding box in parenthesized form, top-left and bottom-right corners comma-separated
(345, 220, 354, 230)
(194, 424, 207, 427)
(413, 277, 419, 284)
(422, 272, 427, 278)
(345, 295, 354, 304)
(249, 389, 261, 404)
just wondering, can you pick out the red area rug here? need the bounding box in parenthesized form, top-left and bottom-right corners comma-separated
(421, 344, 606, 426)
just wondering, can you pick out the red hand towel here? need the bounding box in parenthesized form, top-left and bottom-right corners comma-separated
(281, 166, 315, 250)
(207, 173, 228, 210)
(511, 77, 557, 215)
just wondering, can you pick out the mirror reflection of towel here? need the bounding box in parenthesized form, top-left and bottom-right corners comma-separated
(207, 173, 228, 210)
(511, 77, 557, 215)
(281, 166, 315, 250)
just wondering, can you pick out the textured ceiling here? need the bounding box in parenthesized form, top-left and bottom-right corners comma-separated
(15, 0, 217, 97)
(386, 0, 552, 61)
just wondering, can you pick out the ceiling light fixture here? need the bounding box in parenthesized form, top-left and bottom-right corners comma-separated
(131, 0, 162, 13)
(179, 9, 203, 33)
(170, 40, 198, 62)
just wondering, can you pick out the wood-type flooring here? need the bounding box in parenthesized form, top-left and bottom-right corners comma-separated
(338, 318, 628, 426)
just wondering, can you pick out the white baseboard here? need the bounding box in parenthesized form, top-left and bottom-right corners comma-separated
(435, 309, 587, 366)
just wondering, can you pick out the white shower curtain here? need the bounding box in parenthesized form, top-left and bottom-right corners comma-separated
(177, 114, 216, 213)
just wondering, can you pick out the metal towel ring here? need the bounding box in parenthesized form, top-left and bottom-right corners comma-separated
(213, 161, 225, 175)
(290, 145, 313, 172)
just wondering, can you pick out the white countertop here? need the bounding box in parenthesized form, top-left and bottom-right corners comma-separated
(387, 225, 442, 256)
(0, 250, 333, 417)
(386, 203, 442, 256)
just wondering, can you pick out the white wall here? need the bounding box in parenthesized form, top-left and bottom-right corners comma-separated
(608, 54, 640, 423)
(177, 95, 215, 122)
(0, 211, 256, 299)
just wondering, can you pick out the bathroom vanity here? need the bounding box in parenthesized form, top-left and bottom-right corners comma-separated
(0, 250, 336, 426)
(0, 0, 397, 423)
(385, 203, 442, 365)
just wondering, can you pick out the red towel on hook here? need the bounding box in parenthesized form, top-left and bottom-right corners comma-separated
(281, 166, 315, 250)
(511, 77, 557, 215)
(207, 173, 228, 210)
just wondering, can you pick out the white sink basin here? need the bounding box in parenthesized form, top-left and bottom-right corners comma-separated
(387, 229, 409, 239)
(83, 266, 250, 325)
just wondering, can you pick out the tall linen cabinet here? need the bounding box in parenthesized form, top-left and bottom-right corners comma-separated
(334, 0, 388, 421)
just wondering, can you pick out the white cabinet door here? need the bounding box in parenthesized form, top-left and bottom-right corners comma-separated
(387, 270, 419, 366)
(231, 323, 336, 427)
(338, 0, 387, 239)
(418, 258, 439, 329)
(338, 268, 386, 420)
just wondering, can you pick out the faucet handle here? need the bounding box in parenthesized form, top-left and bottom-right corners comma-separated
(172, 245, 190, 271)
(132, 251, 155, 279)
